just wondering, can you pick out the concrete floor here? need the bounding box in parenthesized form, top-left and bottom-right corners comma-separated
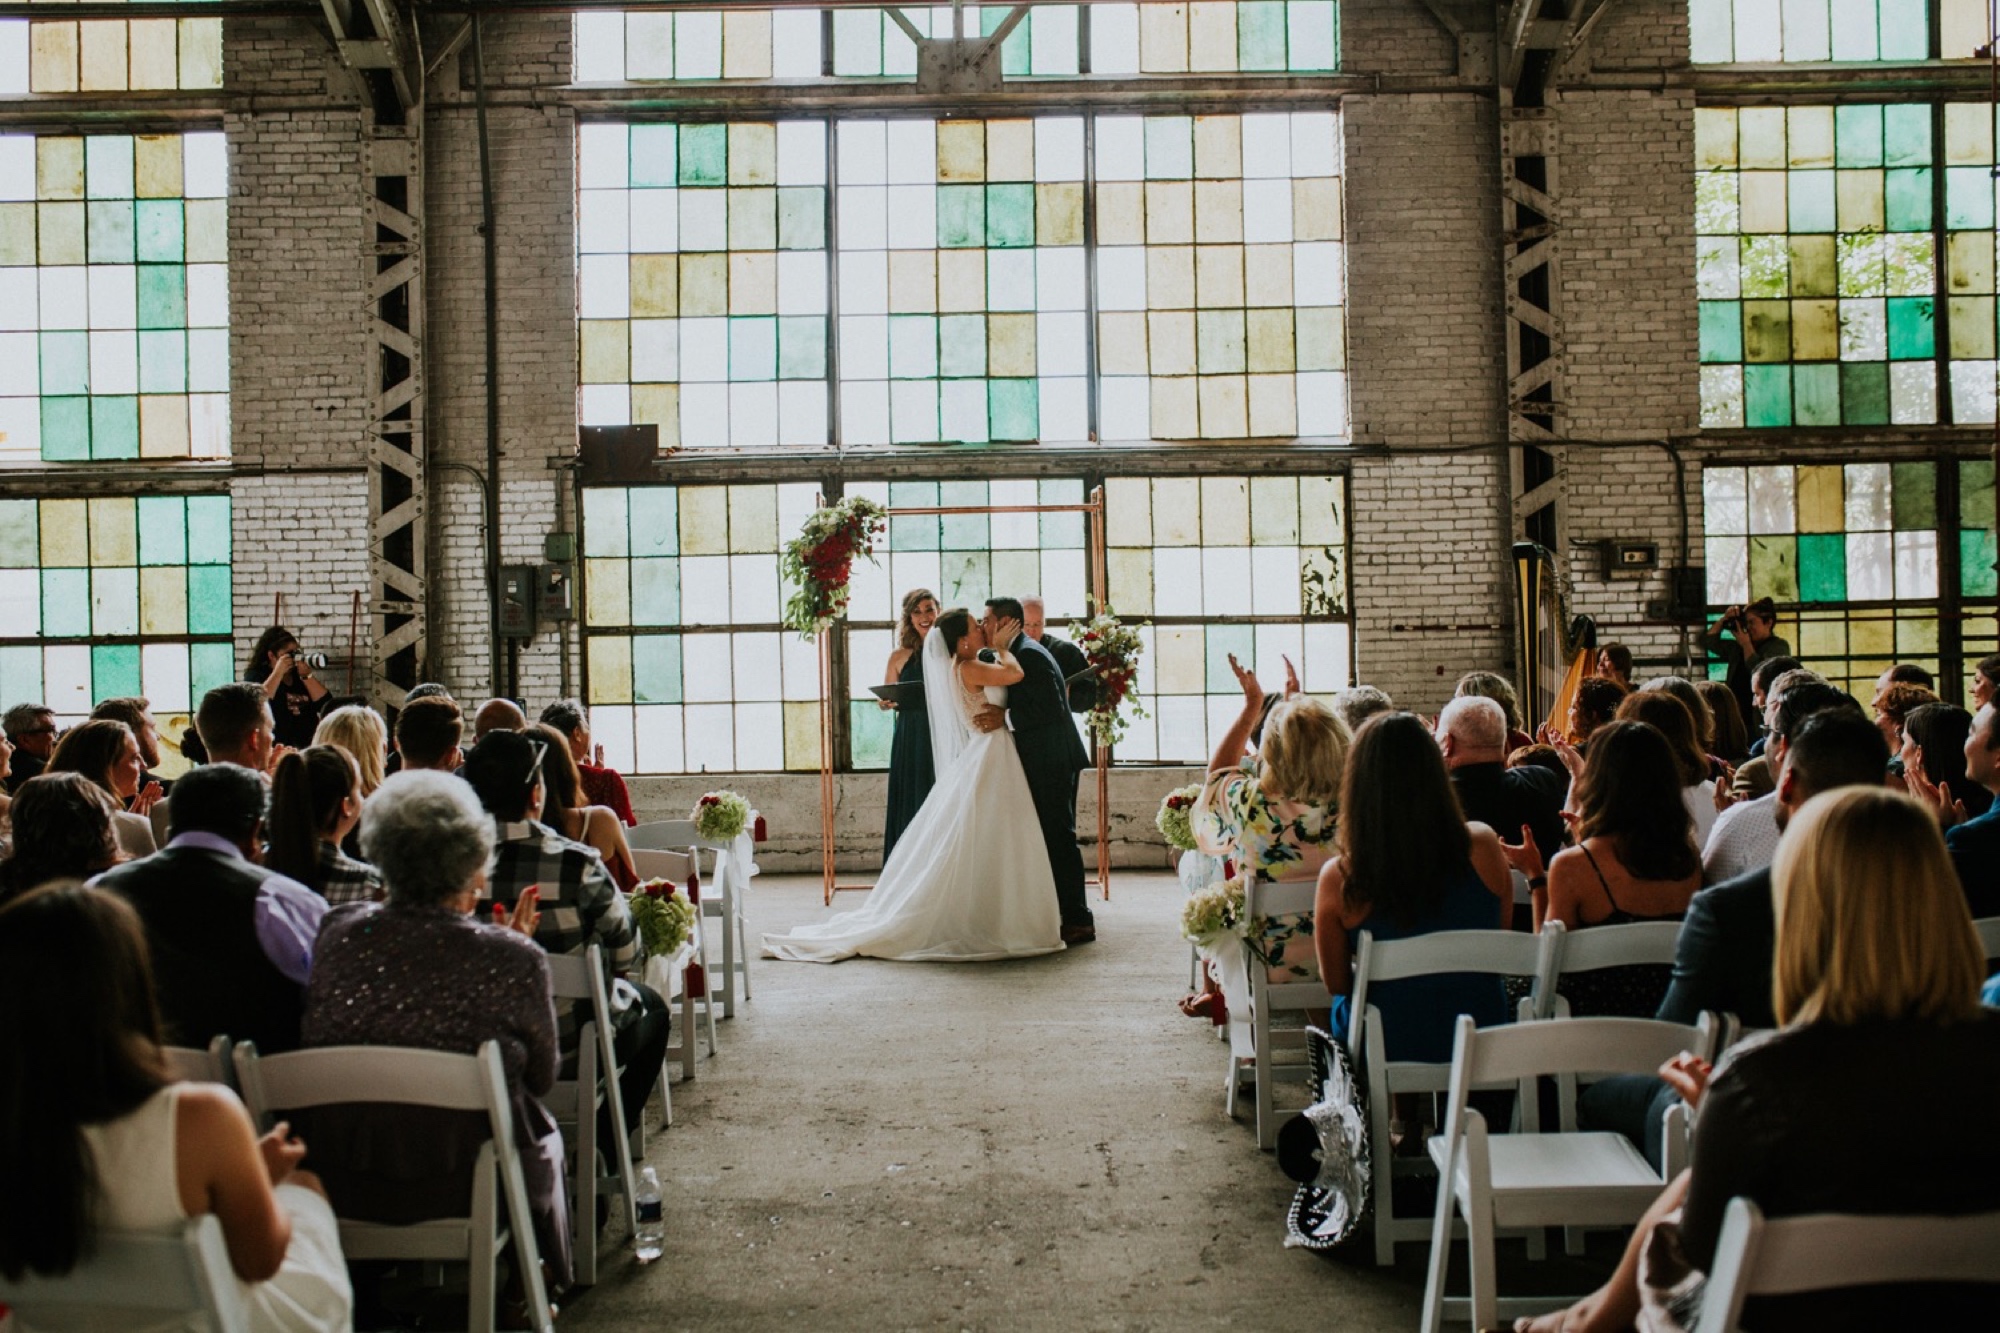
(557, 871, 1431, 1332)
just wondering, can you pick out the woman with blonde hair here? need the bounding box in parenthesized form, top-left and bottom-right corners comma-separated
(1514, 787, 2000, 1333)
(312, 704, 388, 796)
(882, 588, 941, 859)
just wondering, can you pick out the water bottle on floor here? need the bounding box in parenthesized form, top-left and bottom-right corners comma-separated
(634, 1165, 664, 1262)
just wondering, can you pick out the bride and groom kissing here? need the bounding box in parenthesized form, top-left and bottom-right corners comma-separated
(764, 597, 1097, 963)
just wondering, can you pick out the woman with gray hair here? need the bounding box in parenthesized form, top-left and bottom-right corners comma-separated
(299, 770, 573, 1295)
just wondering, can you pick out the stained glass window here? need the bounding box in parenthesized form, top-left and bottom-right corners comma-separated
(577, 121, 830, 450)
(837, 117, 1087, 445)
(1106, 474, 1350, 761)
(0, 132, 230, 462)
(1943, 104, 2000, 424)
(1688, 0, 1989, 63)
(0, 493, 234, 723)
(1962, 457, 1997, 597)
(579, 482, 824, 773)
(573, 9, 824, 81)
(1089, 2, 1337, 74)
(0, 15, 220, 94)
(843, 477, 1089, 768)
(1095, 112, 1346, 440)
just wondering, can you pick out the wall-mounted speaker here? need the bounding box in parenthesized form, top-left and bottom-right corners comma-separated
(578, 424, 661, 484)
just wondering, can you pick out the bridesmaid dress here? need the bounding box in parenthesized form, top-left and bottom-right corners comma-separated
(882, 648, 935, 859)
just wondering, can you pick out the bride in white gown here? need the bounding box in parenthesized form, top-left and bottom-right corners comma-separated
(763, 608, 1065, 963)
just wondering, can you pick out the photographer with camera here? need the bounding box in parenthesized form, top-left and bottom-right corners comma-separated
(246, 627, 332, 751)
(1701, 596, 1791, 742)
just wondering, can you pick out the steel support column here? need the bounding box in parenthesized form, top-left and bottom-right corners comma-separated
(365, 121, 427, 707)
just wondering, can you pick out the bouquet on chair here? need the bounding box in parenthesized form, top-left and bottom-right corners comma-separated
(628, 880, 697, 957)
(1156, 783, 1202, 852)
(1180, 873, 1248, 951)
(692, 790, 750, 843)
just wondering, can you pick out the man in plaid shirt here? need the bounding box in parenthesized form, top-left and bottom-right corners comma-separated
(461, 730, 670, 1140)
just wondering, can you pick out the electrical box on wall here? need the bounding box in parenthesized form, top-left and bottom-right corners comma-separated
(538, 563, 573, 622)
(1601, 541, 1659, 577)
(499, 565, 538, 638)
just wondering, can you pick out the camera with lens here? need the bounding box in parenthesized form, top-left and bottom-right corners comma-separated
(292, 650, 329, 670)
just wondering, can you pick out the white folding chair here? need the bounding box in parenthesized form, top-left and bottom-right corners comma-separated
(1533, 919, 1684, 1020)
(0, 1214, 250, 1332)
(163, 1033, 235, 1087)
(543, 944, 640, 1285)
(631, 816, 755, 1020)
(1348, 927, 1555, 1267)
(1229, 880, 1331, 1151)
(1419, 1013, 1721, 1333)
(233, 1040, 553, 1333)
(1699, 1197, 2000, 1331)
(1974, 914, 2000, 961)
(632, 845, 718, 1085)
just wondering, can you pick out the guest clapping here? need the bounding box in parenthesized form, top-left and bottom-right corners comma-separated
(46, 719, 158, 858)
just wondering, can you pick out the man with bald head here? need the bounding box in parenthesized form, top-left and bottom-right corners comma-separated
(1436, 695, 1566, 862)
(1022, 595, 1093, 713)
(474, 697, 527, 739)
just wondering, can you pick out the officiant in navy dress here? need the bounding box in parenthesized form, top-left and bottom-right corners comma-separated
(881, 589, 939, 859)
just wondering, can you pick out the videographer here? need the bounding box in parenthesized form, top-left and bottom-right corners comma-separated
(1701, 596, 1791, 741)
(246, 626, 332, 750)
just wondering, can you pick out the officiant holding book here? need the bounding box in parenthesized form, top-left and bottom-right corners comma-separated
(881, 590, 939, 859)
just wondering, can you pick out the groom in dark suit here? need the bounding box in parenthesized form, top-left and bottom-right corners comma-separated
(974, 597, 1095, 944)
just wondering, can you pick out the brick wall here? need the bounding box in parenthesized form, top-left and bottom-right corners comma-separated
(229, 471, 373, 678)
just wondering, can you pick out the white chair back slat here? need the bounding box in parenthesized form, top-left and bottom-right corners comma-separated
(237, 1043, 491, 1114)
(1458, 1014, 1717, 1090)
(631, 819, 706, 851)
(1549, 919, 1683, 972)
(630, 847, 695, 884)
(1243, 879, 1316, 918)
(0, 1215, 251, 1332)
(163, 1032, 234, 1087)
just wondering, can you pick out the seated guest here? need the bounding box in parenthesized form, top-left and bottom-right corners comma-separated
(1704, 679, 1854, 883)
(1537, 721, 1700, 1017)
(1900, 701, 1992, 820)
(1329, 684, 1395, 734)
(312, 703, 388, 798)
(197, 681, 280, 774)
(0, 773, 123, 906)
(1742, 654, 1805, 755)
(1638, 676, 1726, 781)
(1877, 660, 1936, 694)
(3, 701, 57, 792)
(381, 684, 452, 775)
(1437, 696, 1566, 863)
(46, 719, 158, 859)
(0, 726, 11, 834)
(90, 696, 171, 793)
(393, 695, 464, 772)
(1506, 743, 1568, 782)
(302, 770, 572, 1292)
(1565, 675, 1626, 748)
(474, 697, 528, 739)
(266, 745, 382, 906)
(1316, 712, 1512, 1063)
(1517, 787, 2000, 1333)
(1730, 664, 1819, 799)
(1695, 678, 1750, 765)
(1975, 653, 2000, 712)
(1945, 702, 2000, 917)
(1872, 679, 1939, 766)
(1596, 642, 1634, 690)
(540, 698, 635, 826)
(1455, 670, 1534, 754)
(0, 883, 351, 1328)
(531, 722, 640, 892)
(1616, 691, 1718, 848)
(94, 763, 325, 1056)
(461, 730, 668, 1142)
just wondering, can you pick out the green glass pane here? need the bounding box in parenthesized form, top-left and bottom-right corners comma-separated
(938, 315, 986, 377)
(187, 565, 232, 633)
(1883, 104, 1931, 168)
(632, 634, 682, 704)
(186, 495, 230, 563)
(1747, 534, 1799, 602)
(1797, 533, 1847, 603)
(889, 482, 941, 551)
(1839, 362, 1890, 425)
(42, 569, 90, 636)
(850, 699, 892, 769)
(0, 501, 34, 566)
(40, 332, 89, 396)
(1787, 171, 1835, 232)
(1744, 364, 1792, 427)
(1947, 166, 1996, 231)
(989, 378, 1038, 441)
(1963, 460, 1996, 527)
(0, 647, 42, 708)
(191, 642, 235, 696)
(627, 488, 677, 557)
(631, 557, 679, 625)
(91, 567, 138, 635)
(1891, 461, 1936, 529)
(1699, 302, 1742, 363)
(937, 185, 984, 249)
(985, 184, 1034, 248)
(1206, 624, 1254, 691)
(938, 548, 990, 606)
(777, 316, 826, 379)
(139, 330, 188, 394)
(1879, 0, 1928, 60)
(776, 187, 824, 250)
(40, 399, 89, 462)
(1884, 168, 1932, 231)
(939, 480, 988, 549)
(1886, 297, 1935, 359)
(137, 495, 186, 566)
(92, 644, 142, 700)
(630, 124, 677, 188)
(1834, 106, 1883, 168)
(137, 265, 187, 329)
(86, 200, 135, 263)
(135, 198, 184, 261)
(1962, 529, 1998, 597)
(1792, 364, 1840, 427)
(679, 125, 726, 186)
(90, 398, 139, 460)
(1238, 1, 1287, 69)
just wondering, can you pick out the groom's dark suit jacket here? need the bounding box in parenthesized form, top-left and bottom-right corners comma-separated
(1008, 634, 1090, 772)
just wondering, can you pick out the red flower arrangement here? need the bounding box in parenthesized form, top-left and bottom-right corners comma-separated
(1074, 607, 1147, 748)
(781, 497, 888, 639)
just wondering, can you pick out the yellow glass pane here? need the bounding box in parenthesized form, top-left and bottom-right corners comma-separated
(1193, 116, 1242, 178)
(1095, 182, 1144, 245)
(1154, 477, 1200, 545)
(1835, 171, 1885, 233)
(1898, 618, 1940, 655)
(1950, 297, 1996, 360)
(580, 321, 631, 384)
(782, 700, 821, 769)
(134, 135, 183, 198)
(1790, 299, 1839, 361)
(37, 138, 85, 201)
(139, 395, 190, 458)
(128, 19, 178, 89)
(1138, 3, 1189, 73)
(1245, 308, 1295, 373)
(1107, 548, 1154, 614)
(585, 558, 632, 626)
(178, 19, 222, 88)
(587, 636, 634, 704)
(937, 122, 985, 183)
(1849, 617, 1894, 658)
(1293, 177, 1342, 241)
(37, 202, 85, 265)
(1785, 106, 1834, 169)
(1249, 476, 1300, 545)
(680, 487, 729, 555)
(1247, 374, 1296, 436)
(183, 200, 227, 262)
(936, 250, 985, 312)
(728, 251, 777, 314)
(630, 254, 679, 317)
(727, 186, 776, 249)
(1199, 476, 1249, 545)
(1300, 476, 1344, 544)
(1197, 374, 1248, 436)
(1144, 181, 1193, 244)
(721, 13, 772, 80)
(1193, 180, 1242, 244)
(1947, 231, 1993, 295)
(88, 497, 138, 566)
(631, 384, 680, 447)
(728, 484, 778, 551)
(985, 120, 1034, 183)
(1738, 108, 1787, 169)
(1796, 466, 1844, 533)
(0, 205, 35, 266)
(1156, 626, 1205, 692)
(1152, 376, 1199, 438)
(987, 313, 1037, 376)
(1146, 246, 1194, 308)
(679, 254, 728, 316)
(1696, 109, 1738, 171)
(1097, 312, 1148, 374)
(30, 22, 80, 94)
(1738, 173, 1789, 233)
(1244, 244, 1294, 306)
(1103, 476, 1152, 547)
(79, 21, 130, 92)
(726, 123, 776, 185)
(1148, 310, 1195, 375)
(1194, 244, 1244, 307)
(139, 565, 187, 634)
(1296, 307, 1344, 370)
(1797, 615, 1846, 660)
(888, 250, 937, 313)
(1035, 182, 1083, 247)
(39, 499, 88, 566)
(1188, 4, 1236, 72)
(1945, 101, 1993, 165)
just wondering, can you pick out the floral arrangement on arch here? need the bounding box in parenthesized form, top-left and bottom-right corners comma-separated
(1156, 783, 1202, 853)
(1180, 874, 1248, 951)
(780, 496, 888, 640)
(1075, 606, 1147, 748)
(627, 880, 697, 957)
(693, 790, 750, 843)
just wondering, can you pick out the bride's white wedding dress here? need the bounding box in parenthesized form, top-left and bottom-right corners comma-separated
(763, 628, 1064, 963)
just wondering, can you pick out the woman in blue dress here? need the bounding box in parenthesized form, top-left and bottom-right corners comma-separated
(881, 588, 939, 859)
